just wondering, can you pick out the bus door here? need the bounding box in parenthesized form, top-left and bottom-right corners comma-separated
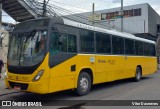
(48, 25, 78, 92)
(123, 39, 135, 78)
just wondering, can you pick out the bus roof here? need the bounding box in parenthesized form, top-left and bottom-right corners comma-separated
(63, 19, 155, 44)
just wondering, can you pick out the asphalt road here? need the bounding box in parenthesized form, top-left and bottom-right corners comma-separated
(0, 71, 160, 109)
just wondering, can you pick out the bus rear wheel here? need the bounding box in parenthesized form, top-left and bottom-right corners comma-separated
(76, 72, 91, 96)
(134, 67, 142, 82)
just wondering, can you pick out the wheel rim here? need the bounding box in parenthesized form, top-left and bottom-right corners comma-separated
(137, 69, 141, 80)
(80, 77, 89, 92)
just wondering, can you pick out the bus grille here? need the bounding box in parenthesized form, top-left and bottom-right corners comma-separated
(8, 81, 29, 90)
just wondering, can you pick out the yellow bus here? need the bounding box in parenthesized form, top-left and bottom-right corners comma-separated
(5, 17, 157, 96)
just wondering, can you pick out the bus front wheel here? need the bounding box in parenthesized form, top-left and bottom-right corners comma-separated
(134, 67, 142, 82)
(76, 72, 91, 96)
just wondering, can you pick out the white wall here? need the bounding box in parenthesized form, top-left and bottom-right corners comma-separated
(77, 3, 154, 34)
(97, 3, 149, 34)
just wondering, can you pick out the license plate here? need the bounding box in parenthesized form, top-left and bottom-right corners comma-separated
(14, 86, 21, 90)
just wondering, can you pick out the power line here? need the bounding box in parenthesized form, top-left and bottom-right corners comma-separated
(50, 0, 88, 12)
(47, 2, 117, 29)
(32, 0, 117, 29)
(42, 1, 149, 34)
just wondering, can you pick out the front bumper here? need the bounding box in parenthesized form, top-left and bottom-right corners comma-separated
(5, 78, 49, 94)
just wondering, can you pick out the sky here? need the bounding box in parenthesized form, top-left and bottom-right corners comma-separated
(2, 0, 160, 24)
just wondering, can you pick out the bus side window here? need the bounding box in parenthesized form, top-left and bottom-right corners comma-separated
(144, 43, 150, 56)
(68, 35, 76, 53)
(96, 32, 111, 54)
(125, 38, 135, 55)
(80, 29, 94, 53)
(61, 34, 77, 53)
(112, 36, 124, 55)
(49, 32, 60, 57)
(135, 41, 143, 56)
(150, 44, 156, 56)
(50, 32, 77, 57)
(60, 34, 67, 52)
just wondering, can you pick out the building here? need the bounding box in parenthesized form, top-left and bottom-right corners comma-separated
(0, 29, 9, 63)
(70, 3, 160, 42)
(0, 22, 14, 63)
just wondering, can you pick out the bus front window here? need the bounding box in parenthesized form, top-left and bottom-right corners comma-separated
(8, 30, 47, 66)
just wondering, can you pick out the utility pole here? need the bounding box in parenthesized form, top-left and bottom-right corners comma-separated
(42, 0, 49, 17)
(92, 3, 95, 26)
(144, 20, 146, 37)
(0, 3, 2, 47)
(0, 3, 2, 28)
(42, 0, 46, 17)
(121, 0, 123, 32)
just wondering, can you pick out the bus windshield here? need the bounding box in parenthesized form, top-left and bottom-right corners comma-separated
(8, 30, 47, 66)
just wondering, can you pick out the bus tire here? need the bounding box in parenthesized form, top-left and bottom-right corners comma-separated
(76, 72, 91, 96)
(134, 67, 142, 82)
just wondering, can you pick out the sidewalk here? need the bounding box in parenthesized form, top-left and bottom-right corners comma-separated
(0, 65, 6, 81)
(0, 70, 5, 81)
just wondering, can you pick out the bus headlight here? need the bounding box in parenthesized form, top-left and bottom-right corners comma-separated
(32, 70, 44, 81)
(5, 72, 8, 78)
